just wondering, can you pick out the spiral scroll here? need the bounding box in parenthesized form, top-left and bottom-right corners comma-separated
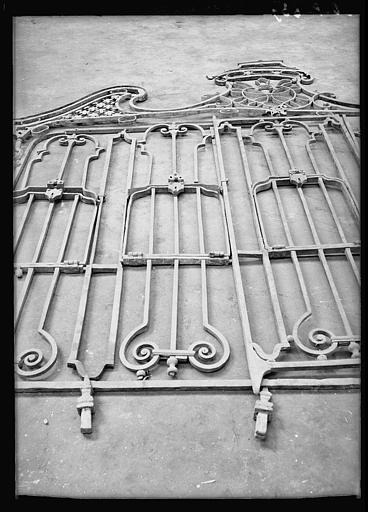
(59, 134, 87, 146)
(291, 312, 339, 358)
(188, 323, 230, 372)
(160, 125, 188, 137)
(119, 326, 160, 373)
(16, 329, 58, 378)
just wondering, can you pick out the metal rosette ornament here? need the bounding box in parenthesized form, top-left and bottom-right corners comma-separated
(231, 78, 313, 111)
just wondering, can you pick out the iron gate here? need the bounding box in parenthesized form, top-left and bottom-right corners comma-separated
(14, 60, 360, 439)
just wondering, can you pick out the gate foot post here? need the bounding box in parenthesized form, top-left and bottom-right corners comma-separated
(253, 387, 273, 440)
(77, 375, 94, 434)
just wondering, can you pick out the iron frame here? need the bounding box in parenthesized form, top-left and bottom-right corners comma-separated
(14, 61, 360, 438)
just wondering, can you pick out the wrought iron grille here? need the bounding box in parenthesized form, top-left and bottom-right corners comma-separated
(14, 60, 360, 438)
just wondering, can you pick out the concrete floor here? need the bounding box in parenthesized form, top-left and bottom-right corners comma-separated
(14, 15, 359, 117)
(14, 15, 360, 498)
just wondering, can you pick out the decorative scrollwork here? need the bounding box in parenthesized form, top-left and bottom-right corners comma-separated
(119, 331, 160, 373)
(14, 86, 147, 129)
(59, 133, 87, 146)
(292, 312, 339, 358)
(133, 342, 158, 364)
(231, 77, 314, 112)
(16, 330, 58, 378)
(188, 328, 230, 373)
(160, 124, 188, 137)
(207, 60, 314, 86)
(13, 61, 359, 134)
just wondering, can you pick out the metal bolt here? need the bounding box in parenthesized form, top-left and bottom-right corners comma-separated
(136, 369, 146, 380)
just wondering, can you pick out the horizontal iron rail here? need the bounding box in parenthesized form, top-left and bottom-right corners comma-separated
(14, 262, 86, 272)
(15, 242, 360, 271)
(13, 110, 361, 134)
(15, 377, 360, 393)
(13, 186, 101, 205)
(121, 254, 230, 265)
(127, 183, 221, 197)
(238, 243, 360, 259)
(13, 112, 360, 140)
(270, 358, 360, 370)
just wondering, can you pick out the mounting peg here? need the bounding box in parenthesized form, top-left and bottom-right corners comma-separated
(136, 369, 148, 380)
(289, 169, 307, 187)
(45, 179, 64, 202)
(77, 375, 94, 434)
(168, 174, 184, 195)
(253, 387, 273, 440)
(167, 356, 178, 377)
(209, 251, 225, 258)
(15, 267, 23, 278)
(348, 341, 360, 359)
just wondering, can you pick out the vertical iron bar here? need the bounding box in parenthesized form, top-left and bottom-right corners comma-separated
(87, 139, 114, 264)
(67, 264, 92, 365)
(171, 125, 177, 175)
(144, 148, 153, 186)
(15, 131, 65, 327)
(211, 135, 222, 186)
(14, 194, 34, 253)
(212, 117, 271, 394)
(278, 127, 354, 336)
(340, 115, 360, 162)
(196, 187, 210, 327)
(197, 188, 205, 254)
(68, 137, 115, 369)
(148, 188, 155, 253)
(236, 128, 288, 349)
(306, 140, 360, 285)
(319, 123, 359, 213)
(19, 135, 66, 189)
(37, 268, 60, 332)
(170, 195, 179, 351)
(121, 138, 138, 256)
(37, 194, 80, 337)
(14, 201, 54, 327)
(193, 143, 200, 183)
(82, 205, 99, 265)
(257, 134, 312, 314)
(140, 190, 155, 338)
(58, 195, 79, 261)
(57, 140, 74, 181)
(210, 131, 230, 254)
(14, 137, 39, 189)
(14, 268, 34, 329)
(32, 202, 55, 263)
(219, 195, 231, 256)
(255, 142, 290, 248)
(106, 137, 138, 367)
(21, 150, 39, 189)
(235, 130, 264, 249)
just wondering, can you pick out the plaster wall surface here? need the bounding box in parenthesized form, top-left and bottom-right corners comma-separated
(14, 14, 360, 499)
